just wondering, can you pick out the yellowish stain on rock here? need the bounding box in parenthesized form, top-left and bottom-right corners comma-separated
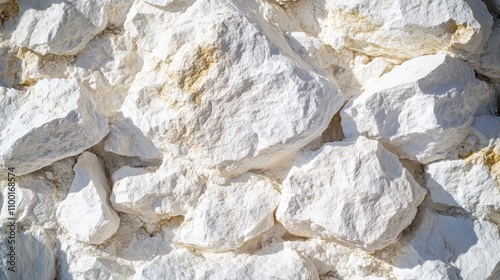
(450, 22, 475, 48)
(329, 9, 380, 35)
(464, 147, 500, 184)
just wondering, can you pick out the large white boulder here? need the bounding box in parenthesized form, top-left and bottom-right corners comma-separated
(111, 155, 203, 223)
(11, 0, 111, 55)
(57, 152, 120, 244)
(0, 78, 109, 175)
(319, 0, 492, 60)
(121, 0, 344, 176)
(175, 173, 280, 252)
(277, 136, 426, 252)
(342, 54, 490, 164)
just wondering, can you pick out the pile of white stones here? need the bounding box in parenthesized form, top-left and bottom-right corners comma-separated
(0, 0, 499, 279)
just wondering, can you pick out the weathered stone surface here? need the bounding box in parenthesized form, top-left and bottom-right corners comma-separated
(121, 0, 344, 175)
(57, 152, 120, 244)
(104, 115, 161, 161)
(0, 228, 55, 280)
(1, 175, 57, 229)
(0, 0, 499, 278)
(0, 78, 109, 175)
(277, 136, 426, 252)
(390, 209, 500, 280)
(342, 54, 490, 164)
(426, 158, 500, 221)
(133, 248, 319, 280)
(175, 173, 280, 252)
(111, 154, 203, 223)
(319, 0, 493, 60)
(11, 0, 111, 55)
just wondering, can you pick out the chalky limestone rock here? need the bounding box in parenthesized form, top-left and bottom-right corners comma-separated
(104, 116, 161, 161)
(342, 54, 490, 164)
(0, 0, 499, 278)
(11, 0, 112, 55)
(57, 152, 119, 244)
(390, 209, 500, 280)
(111, 155, 203, 223)
(121, 0, 344, 175)
(175, 174, 280, 252)
(426, 158, 500, 222)
(132, 248, 319, 280)
(319, 0, 492, 60)
(277, 136, 426, 252)
(0, 78, 109, 175)
(0, 228, 56, 280)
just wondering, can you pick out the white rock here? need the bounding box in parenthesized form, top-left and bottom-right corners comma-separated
(11, 0, 111, 55)
(277, 136, 426, 252)
(200, 248, 319, 280)
(319, 0, 492, 60)
(121, 0, 344, 175)
(57, 233, 134, 279)
(477, 21, 500, 80)
(111, 155, 203, 223)
(426, 159, 500, 220)
(175, 173, 280, 252)
(71, 32, 142, 113)
(143, 0, 174, 7)
(391, 209, 500, 280)
(132, 248, 203, 280)
(57, 152, 120, 244)
(0, 78, 109, 175)
(0, 175, 57, 229)
(469, 115, 500, 149)
(104, 115, 161, 161)
(133, 248, 319, 280)
(68, 255, 133, 280)
(342, 54, 490, 164)
(284, 238, 394, 278)
(0, 228, 55, 280)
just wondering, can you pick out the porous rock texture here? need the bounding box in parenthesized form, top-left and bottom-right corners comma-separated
(0, 0, 499, 279)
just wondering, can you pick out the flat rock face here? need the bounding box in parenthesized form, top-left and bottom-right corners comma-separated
(1, 0, 500, 278)
(57, 152, 120, 244)
(342, 54, 490, 164)
(121, 0, 344, 175)
(277, 136, 426, 252)
(0, 78, 109, 175)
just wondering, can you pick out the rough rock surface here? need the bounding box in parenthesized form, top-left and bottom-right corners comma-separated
(111, 154, 203, 224)
(277, 136, 426, 252)
(0, 0, 499, 279)
(176, 173, 280, 252)
(121, 0, 344, 176)
(342, 54, 490, 164)
(0, 78, 109, 175)
(57, 152, 119, 244)
(133, 248, 319, 280)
